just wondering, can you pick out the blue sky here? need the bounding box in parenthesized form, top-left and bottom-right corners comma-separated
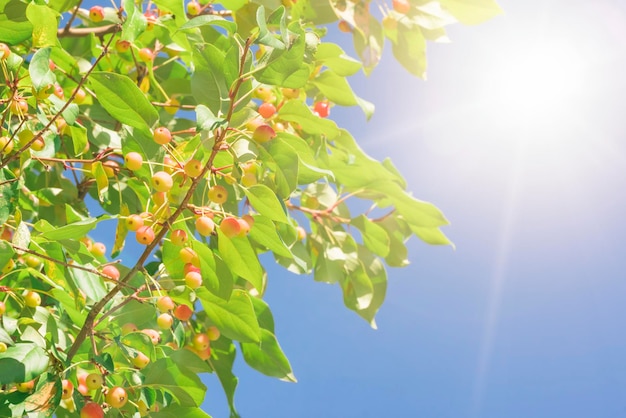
(199, 1, 626, 417)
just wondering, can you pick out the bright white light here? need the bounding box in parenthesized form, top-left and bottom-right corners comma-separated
(485, 38, 588, 137)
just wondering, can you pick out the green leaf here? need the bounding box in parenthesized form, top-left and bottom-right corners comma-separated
(0, 241, 15, 271)
(89, 72, 159, 133)
(315, 43, 362, 77)
(191, 240, 233, 300)
(39, 217, 101, 240)
(144, 358, 207, 407)
(217, 230, 264, 291)
(247, 215, 292, 258)
(243, 184, 288, 223)
(208, 339, 239, 417)
(121, 0, 147, 42)
(351, 215, 390, 257)
(257, 139, 299, 199)
(354, 246, 387, 328)
(68, 124, 87, 156)
(0, 343, 49, 384)
(12, 222, 30, 253)
(392, 23, 427, 78)
(25, 3, 58, 47)
(311, 70, 358, 106)
(180, 14, 237, 34)
(197, 288, 261, 343)
(278, 100, 340, 139)
(0, 168, 19, 225)
(91, 161, 108, 203)
(71, 264, 107, 302)
(0, 0, 32, 44)
(29, 47, 55, 92)
(439, 0, 503, 25)
(255, 6, 285, 50)
(151, 405, 213, 418)
(274, 134, 332, 184)
(240, 329, 296, 381)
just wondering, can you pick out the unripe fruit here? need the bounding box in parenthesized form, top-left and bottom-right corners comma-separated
(258, 102, 276, 119)
(0, 136, 14, 155)
(253, 86, 273, 101)
(208, 185, 228, 204)
(141, 328, 161, 345)
(237, 218, 251, 236)
(103, 160, 120, 177)
(138, 48, 154, 63)
(105, 386, 128, 408)
(187, 1, 201, 15)
(125, 214, 144, 231)
(392, 0, 410, 14)
(53, 84, 64, 99)
(0, 301, 5, 315)
(241, 214, 255, 228)
(156, 313, 174, 329)
(313, 101, 330, 118)
(2, 259, 16, 275)
(153, 191, 167, 206)
(296, 226, 307, 240)
(164, 97, 179, 114)
(136, 225, 155, 245)
(184, 159, 202, 177)
(382, 15, 398, 30)
(171, 229, 188, 246)
(24, 291, 41, 308)
(184, 271, 202, 289)
(153, 127, 172, 145)
(338, 20, 352, 32)
(91, 242, 106, 257)
(115, 40, 131, 53)
(121, 323, 138, 335)
(10, 98, 28, 115)
(61, 379, 74, 399)
(173, 304, 193, 321)
(245, 116, 263, 132)
(124, 152, 143, 171)
(74, 88, 87, 104)
(80, 402, 104, 418)
(16, 380, 35, 393)
(89, 6, 105, 22)
(184, 263, 200, 275)
(207, 326, 220, 341)
(102, 265, 120, 280)
(241, 172, 257, 187)
(156, 296, 175, 312)
(85, 373, 103, 390)
(219, 217, 241, 238)
(179, 247, 199, 266)
(192, 333, 210, 351)
(0, 43, 11, 60)
(31, 138, 46, 152)
(24, 255, 41, 268)
(195, 216, 215, 236)
(152, 171, 173, 192)
(132, 351, 150, 368)
(282, 88, 299, 99)
(252, 124, 276, 143)
(0, 342, 7, 353)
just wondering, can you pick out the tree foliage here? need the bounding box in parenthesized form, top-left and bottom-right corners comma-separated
(0, 0, 501, 416)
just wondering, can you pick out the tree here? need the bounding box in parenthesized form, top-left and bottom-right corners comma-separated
(0, 0, 501, 416)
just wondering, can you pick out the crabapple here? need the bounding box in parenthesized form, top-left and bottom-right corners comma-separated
(136, 225, 155, 245)
(0, 301, 5, 315)
(74, 88, 87, 104)
(103, 160, 120, 177)
(132, 351, 150, 368)
(105, 386, 128, 408)
(89, 6, 105, 22)
(187, 1, 201, 15)
(115, 40, 130, 53)
(195, 216, 215, 236)
(121, 323, 138, 335)
(164, 97, 179, 114)
(156, 313, 174, 329)
(296, 226, 307, 240)
(152, 171, 173, 192)
(219, 217, 241, 238)
(338, 20, 352, 32)
(16, 380, 35, 392)
(31, 138, 46, 152)
(258, 102, 276, 119)
(242, 214, 255, 228)
(153, 127, 172, 145)
(85, 373, 103, 390)
(138, 48, 154, 63)
(173, 304, 193, 321)
(207, 326, 220, 341)
(252, 124, 276, 143)
(192, 333, 210, 351)
(392, 0, 410, 14)
(184, 271, 202, 289)
(184, 263, 200, 275)
(0, 43, 11, 60)
(0, 136, 14, 155)
(80, 402, 104, 418)
(171, 229, 188, 246)
(237, 218, 251, 236)
(184, 159, 202, 177)
(125, 214, 144, 231)
(253, 86, 272, 101)
(382, 15, 398, 30)
(156, 296, 175, 312)
(313, 101, 330, 118)
(208, 185, 228, 204)
(24, 291, 41, 308)
(124, 152, 143, 171)
(241, 172, 257, 187)
(179, 247, 199, 266)
(101, 265, 120, 280)
(0, 342, 7, 353)
(282, 88, 299, 99)
(9, 98, 28, 115)
(141, 328, 161, 345)
(61, 379, 74, 399)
